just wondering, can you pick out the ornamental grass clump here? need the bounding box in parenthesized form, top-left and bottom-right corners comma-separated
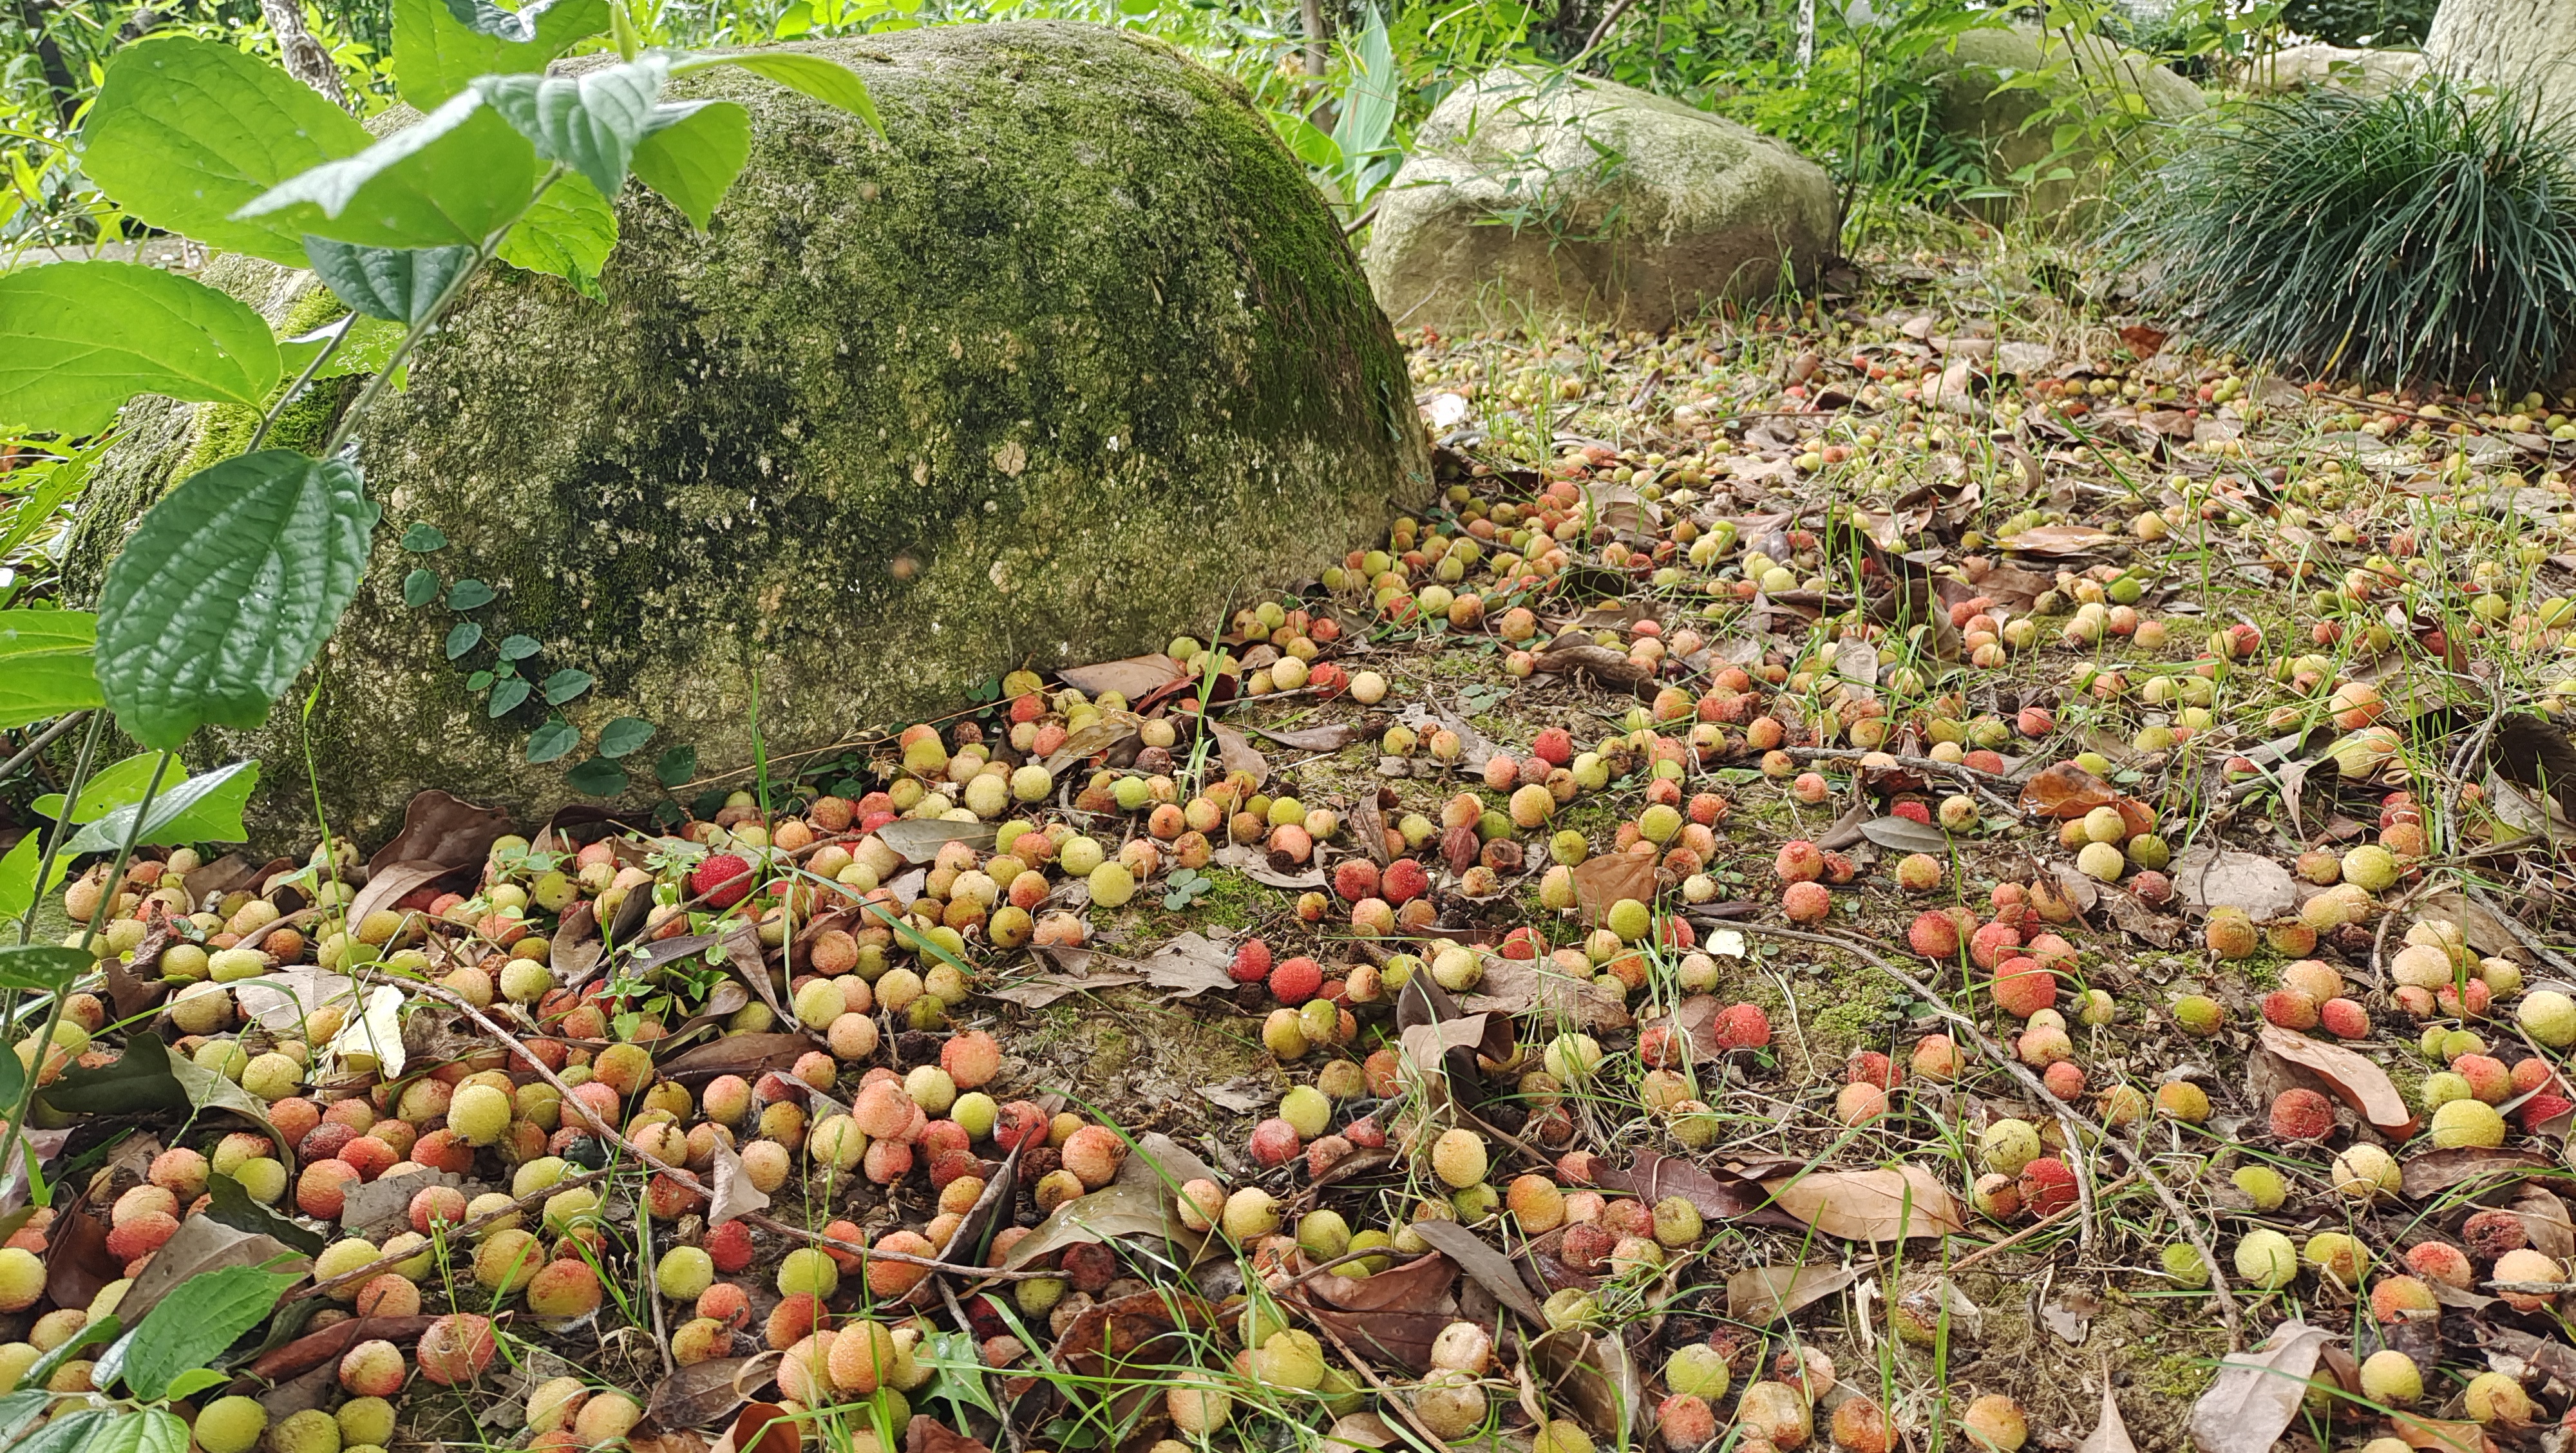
(2115, 79, 2576, 390)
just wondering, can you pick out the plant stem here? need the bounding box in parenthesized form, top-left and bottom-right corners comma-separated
(247, 313, 357, 453)
(2, 748, 171, 1202)
(12, 710, 105, 948)
(0, 709, 89, 793)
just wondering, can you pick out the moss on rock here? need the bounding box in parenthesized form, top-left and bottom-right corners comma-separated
(71, 22, 1430, 845)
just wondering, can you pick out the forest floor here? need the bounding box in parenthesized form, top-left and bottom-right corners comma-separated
(12, 231, 2576, 1453)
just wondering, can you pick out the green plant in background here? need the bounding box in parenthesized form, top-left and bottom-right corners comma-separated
(2269, 0, 2438, 47)
(0, 1257, 305, 1444)
(2113, 78, 2576, 392)
(0, 0, 876, 1228)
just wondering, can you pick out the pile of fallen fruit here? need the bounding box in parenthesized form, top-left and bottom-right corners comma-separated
(15, 294, 2576, 1453)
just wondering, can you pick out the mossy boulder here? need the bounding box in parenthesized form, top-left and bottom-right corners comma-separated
(1924, 23, 2207, 220)
(1362, 68, 1835, 336)
(68, 22, 1430, 845)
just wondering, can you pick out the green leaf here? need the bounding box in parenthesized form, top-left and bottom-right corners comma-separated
(654, 743, 697, 788)
(446, 621, 484, 658)
(41, 1035, 285, 1157)
(392, 0, 611, 108)
(565, 756, 627, 796)
(497, 633, 541, 661)
(79, 36, 375, 265)
(5, 1406, 104, 1453)
(401, 522, 449, 551)
(490, 678, 532, 715)
(497, 171, 616, 293)
(475, 54, 668, 198)
(23, 1315, 118, 1396)
(598, 716, 654, 757)
(161, 1369, 229, 1403)
(117, 1264, 303, 1401)
(302, 239, 477, 325)
(35, 751, 175, 822)
(676, 52, 882, 134)
(0, 833, 73, 932)
(0, 945, 87, 994)
(403, 568, 440, 607)
(448, 578, 495, 609)
(0, 1389, 49, 1433)
(202, 1171, 326, 1254)
(0, 263, 282, 435)
(0, 608, 101, 730)
(235, 90, 540, 251)
(632, 100, 751, 230)
(65, 761, 258, 853)
(93, 451, 374, 751)
(308, 315, 410, 379)
(466, 669, 494, 690)
(541, 667, 593, 705)
(526, 718, 577, 763)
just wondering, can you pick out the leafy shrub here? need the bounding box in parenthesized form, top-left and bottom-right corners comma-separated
(2114, 80, 2576, 390)
(2274, 0, 2437, 47)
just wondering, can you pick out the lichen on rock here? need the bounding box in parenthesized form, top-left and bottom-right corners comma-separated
(70, 21, 1430, 844)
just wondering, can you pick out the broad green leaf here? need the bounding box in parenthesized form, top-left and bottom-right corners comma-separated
(0, 1389, 48, 1431)
(0, 945, 88, 994)
(655, 743, 696, 787)
(527, 718, 576, 763)
(402, 522, 448, 551)
(0, 608, 101, 730)
(676, 52, 880, 133)
(162, 1369, 229, 1403)
(118, 1265, 303, 1401)
(236, 90, 540, 251)
(490, 678, 531, 715)
(497, 633, 540, 660)
(393, 0, 611, 108)
(79, 37, 374, 265)
(0, 450, 92, 560)
(65, 760, 258, 853)
(0, 832, 73, 930)
(598, 716, 653, 757)
(541, 667, 592, 705)
(497, 171, 616, 292)
(0, 263, 281, 435)
(202, 1171, 326, 1254)
(1274, 111, 1341, 170)
(404, 568, 440, 605)
(475, 54, 668, 198)
(311, 316, 410, 379)
(632, 100, 750, 229)
(94, 451, 375, 750)
(446, 621, 483, 658)
(41, 1034, 287, 1156)
(37, 749, 234, 827)
(302, 238, 477, 324)
(565, 756, 627, 796)
(25, 1315, 118, 1395)
(6, 1407, 104, 1453)
(448, 578, 495, 609)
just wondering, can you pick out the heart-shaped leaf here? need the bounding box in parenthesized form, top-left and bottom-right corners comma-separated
(401, 522, 448, 551)
(402, 569, 440, 607)
(598, 716, 654, 757)
(475, 54, 669, 197)
(566, 757, 627, 797)
(446, 622, 483, 658)
(0, 263, 281, 434)
(542, 667, 593, 705)
(489, 678, 532, 716)
(0, 608, 102, 730)
(235, 89, 540, 250)
(526, 719, 578, 763)
(447, 578, 495, 610)
(632, 99, 752, 229)
(302, 238, 477, 324)
(95, 451, 373, 750)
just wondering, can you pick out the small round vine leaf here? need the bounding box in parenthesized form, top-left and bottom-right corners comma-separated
(540, 667, 593, 705)
(446, 578, 495, 610)
(497, 633, 542, 661)
(444, 621, 482, 659)
(400, 522, 448, 551)
(597, 716, 654, 758)
(654, 744, 697, 789)
(488, 678, 531, 716)
(466, 670, 494, 691)
(565, 757, 628, 797)
(526, 719, 578, 763)
(402, 569, 439, 606)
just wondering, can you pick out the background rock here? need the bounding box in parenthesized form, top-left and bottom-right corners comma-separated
(69, 22, 1430, 844)
(1362, 68, 1835, 336)
(1924, 23, 2208, 221)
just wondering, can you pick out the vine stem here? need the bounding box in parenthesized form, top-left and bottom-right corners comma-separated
(246, 314, 357, 453)
(3, 749, 173, 1202)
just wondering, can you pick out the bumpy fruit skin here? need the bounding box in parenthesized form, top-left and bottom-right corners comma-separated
(2520, 989, 2576, 1048)
(419, 1313, 497, 1385)
(2160, 1244, 2210, 1287)
(2268, 1088, 2334, 1140)
(2329, 1144, 2401, 1201)
(1960, 1393, 2027, 1451)
(1978, 1119, 2041, 1177)
(2016, 1158, 2077, 1218)
(2303, 1231, 2367, 1289)
(271, 1409, 341, 1453)
(1664, 1344, 1730, 1400)
(0, 1247, 44, 1312)
(194, 1396, 270, 1453)
(2170, 994, 2224, 1036)
(339, 1338, 408, 1398)
(447, 1082, 513, 1147)
(1430, 1128, 1489, 1189)
(2430, 1097, 2508, 1148)
(2235, 1229, 2298, 1289)
(692, 853, 755, 908)
(2465, 1371, 2534, 1424)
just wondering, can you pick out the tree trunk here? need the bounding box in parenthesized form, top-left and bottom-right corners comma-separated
(1300, 0, 1327, 76)
(260, 0, 352, 110)
(2423, 0, 2576, 120)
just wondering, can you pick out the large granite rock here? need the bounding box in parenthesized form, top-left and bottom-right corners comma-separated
(1362, 68, 1836, 336)
(67, 22, 1430, 844)
(1924, 23, 2208, 220)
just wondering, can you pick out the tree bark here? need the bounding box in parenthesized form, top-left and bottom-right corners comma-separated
(2423, 0, 2576, 121)
(260, 0, 353, 110)
(1300, 0, 1327, 76)
(12, 0, 80, 123)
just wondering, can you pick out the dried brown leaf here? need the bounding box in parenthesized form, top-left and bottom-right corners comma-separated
(1595, 1150, 1766, 1220)
(345, 859, 455, 939)
(2174, 848, 2300, 922)
(904, 1417, 990, 1453)
(982, 972, 1144, 1007)
(658, 1033, 815, 1081)
(1300, 1251, 1457, 1314)
(647, 1354, 783, 1429)
(1404, 1219, 1546, 1325)
(2398, 1146, 2553, 1198)
(1727, 1262, 1861, 1324)
(2018, 763, 2121, 819)
(247, 1316, 436, 1380)
(118, 1211, 308, 1324)
(2079, 1382, 2139, 1453)
(366, 789, 513, 878)
(1057, 654, 1188, 699)
(1136, 933, 1241, 998)
(1760, 1166, 1967, 1240)
(2258, 1025, 2420, 1138)
(1569, 853, 1655, 927)
(2189, 1320, 2332, 1453)
(728, 1403, 802, 1453)
(708, 1136, 771, 1227)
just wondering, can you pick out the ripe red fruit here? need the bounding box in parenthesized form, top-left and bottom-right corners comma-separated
(1845, 1051, 1899, 1090)
(1968, 921, 2021, 969)
(1907, 909, 1962, 958)
(1332, 860, 1381, 902)
(1774, 840, 1824, 883)
(2319, 998, 2369, 1039)
(1712, 1003, 1770, 1051)
(1269, 956, 1323, 1005)
(705, 1220, 756, 1273)
(1249, 1119, 1300, 1167)
(417, 1313, 497, 1385)
(1532, 727, 1575, 766)
(1782, 880, 1830, 922)
(691, 853, 755, 909)
(2521, 1093, 2575, 1132)
(1229, 938, 1273, 984)
(2018, 1157, 2078, 1217)
(1381, 858, 1431, 905)
(1990, 959, 2056, 1019)
(2268, 1087, 2334, 1140)
(2259, 990, 2319, 1032)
